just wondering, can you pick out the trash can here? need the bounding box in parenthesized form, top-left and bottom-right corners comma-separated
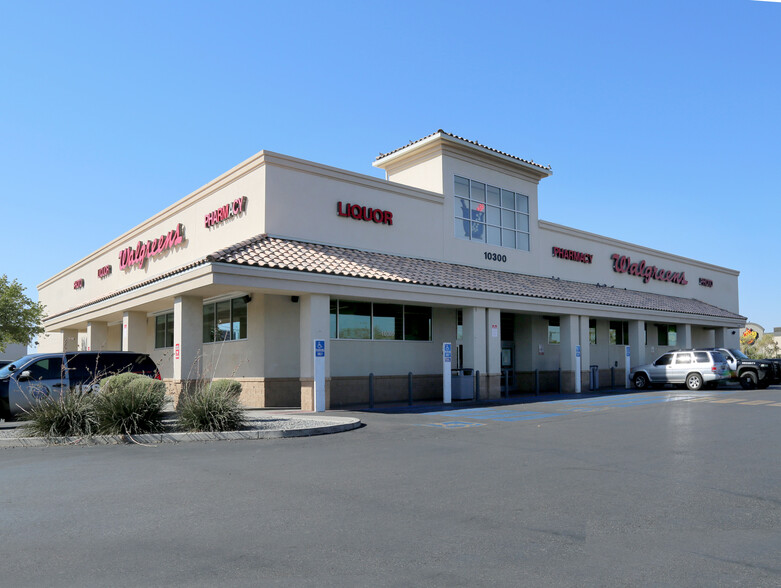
(589, 365, 599, 391)
(451, 368, 475, 400)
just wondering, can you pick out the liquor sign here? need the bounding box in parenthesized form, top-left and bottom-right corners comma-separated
(97, 265, 112, 279)
(205, 197, 247, 228)
(610, 253, 688, 285)
(119, 223, 185, 271)
(552, 246, 593, 264)
(337, 202, 393, 225)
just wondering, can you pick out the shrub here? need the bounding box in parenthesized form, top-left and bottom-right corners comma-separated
(177, 379, 246, 432)
(21, 390, 98, 438)
(94, 373, 167, 435)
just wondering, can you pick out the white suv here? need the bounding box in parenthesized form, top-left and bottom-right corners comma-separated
(630, 350, 730, 391)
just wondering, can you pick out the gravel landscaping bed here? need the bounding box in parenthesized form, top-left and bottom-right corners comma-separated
(0, 413, 361, 447)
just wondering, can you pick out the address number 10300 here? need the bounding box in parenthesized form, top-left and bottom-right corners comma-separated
(484, 252, 507, 263)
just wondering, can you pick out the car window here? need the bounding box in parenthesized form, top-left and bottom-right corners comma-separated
(26, 357, 64, 380)
(675, 353, 693, 364)
(710, 352, 726, 363)
(131, 356, 158, 376)
(655, 354, 674, 366)
(65, 354, 106, 385)
(693, 352, 710, 363)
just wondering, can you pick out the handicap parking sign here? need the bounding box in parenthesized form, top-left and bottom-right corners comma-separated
(315, 339, 325, 357)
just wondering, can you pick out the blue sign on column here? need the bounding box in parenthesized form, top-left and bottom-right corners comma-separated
(315, 339, 325, 357)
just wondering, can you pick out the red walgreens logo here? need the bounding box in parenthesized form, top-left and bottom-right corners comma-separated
(119, 224, 185, 271)
(610, 254, 688, 285)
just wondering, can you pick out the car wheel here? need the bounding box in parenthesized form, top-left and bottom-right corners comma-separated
(633, 373, 649, 390)
(739, 371, 758, 390)
(686, 372, 703, 391)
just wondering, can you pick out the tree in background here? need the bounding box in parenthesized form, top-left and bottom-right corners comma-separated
(740, 333, 781, 360)
(0, 275, 45, 353)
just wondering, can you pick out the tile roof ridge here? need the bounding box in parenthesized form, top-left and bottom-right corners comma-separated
(376, 129, 551, 171)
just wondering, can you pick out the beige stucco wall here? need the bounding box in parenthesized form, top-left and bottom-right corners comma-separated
(537, 222, 740, 314)
(38, 157, 266, 321)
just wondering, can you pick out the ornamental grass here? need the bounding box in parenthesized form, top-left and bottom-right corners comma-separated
(21, 389, 98, 438)
(94, 373, 167, 436)
(177, 379, 246, 432)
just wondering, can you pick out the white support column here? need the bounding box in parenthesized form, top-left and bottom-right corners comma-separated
(173, 296, 203, 382)
(579, 316, 591, 393)
(486, 308, 502, 396)
(628, 320, 646, 368)
(86, 321, 108, 352)
(676, 323, 692, 349)
(462, 307, 488, 396)
(61, 329, 79, 352)
(299, 294, 330, 411)
(559, 315, 579, 393)
(715, 327, 738, 348)
(123, 311, 147, 352)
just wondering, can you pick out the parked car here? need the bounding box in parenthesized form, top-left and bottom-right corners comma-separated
(694, 347, 781, 390)
(0, 351, 160, 419)
(630, 349, 730, 391)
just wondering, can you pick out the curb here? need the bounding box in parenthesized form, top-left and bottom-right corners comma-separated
(0, 416, 362, 448)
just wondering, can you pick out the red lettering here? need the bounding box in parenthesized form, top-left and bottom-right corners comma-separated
(337, 201, 393, 226)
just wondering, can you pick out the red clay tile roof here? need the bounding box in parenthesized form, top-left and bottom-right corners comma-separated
(375, 130, 552, 172)
(208, 235, 744, 321)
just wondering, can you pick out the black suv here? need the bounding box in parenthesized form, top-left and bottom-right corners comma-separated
(0, 351, 160, 419)
(695, 347, 781, 390)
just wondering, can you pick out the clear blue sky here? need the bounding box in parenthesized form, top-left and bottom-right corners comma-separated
(1, 1, 779, 339)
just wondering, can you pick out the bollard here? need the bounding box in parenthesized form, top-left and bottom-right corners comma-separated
(611, 366, 615, 389)
(369, 372, 374, 409)
(535, 369, 539, 396)
(408, 372, 413, 406)
(558, 368, 562, 394)
(475, 370, 480, 401)
(503, 370, 509, 398)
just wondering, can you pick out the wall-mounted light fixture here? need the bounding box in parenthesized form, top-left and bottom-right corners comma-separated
(242, 295, 252, 304)
(291, 296, 299, 303)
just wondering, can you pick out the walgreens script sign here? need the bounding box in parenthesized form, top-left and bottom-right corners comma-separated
(119, 224, 185, 270)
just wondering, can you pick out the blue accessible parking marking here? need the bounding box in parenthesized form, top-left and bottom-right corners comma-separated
(421, 421, 486, 429)
(420, 408, 558, 422)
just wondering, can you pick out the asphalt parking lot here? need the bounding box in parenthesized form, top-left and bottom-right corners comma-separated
(2, 385, 781, 587)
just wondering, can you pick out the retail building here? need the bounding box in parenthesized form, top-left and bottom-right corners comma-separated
(37, 131, 745, 409)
